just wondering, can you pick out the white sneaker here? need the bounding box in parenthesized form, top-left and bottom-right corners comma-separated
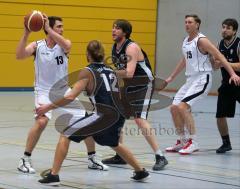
(88, 154, 109, 171)
(165, 140, 184, 152)
(18, 156, 36, 174)
(179, 139, 199, 155)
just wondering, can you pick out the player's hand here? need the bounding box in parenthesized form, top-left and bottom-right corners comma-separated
(35, 104, 51, 117)
(23, 16, 31, 34)
(157, 79, 168, 90)
(42, 13, 50, 32)
(229, 74, 240, 86)
(165, 76, 173, 83)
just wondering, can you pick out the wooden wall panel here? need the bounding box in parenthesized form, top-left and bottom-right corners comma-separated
(0, 0, 157, 87)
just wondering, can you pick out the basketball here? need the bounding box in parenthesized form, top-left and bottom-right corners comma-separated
(24, 10, 44, 32)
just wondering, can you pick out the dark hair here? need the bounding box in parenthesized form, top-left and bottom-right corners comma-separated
(185, 14, 201, 29)
(44, 16, 63, 35)
(113, 19, 132, 38)
(222, 18, 238, 31)
(87, 40, 105, 62)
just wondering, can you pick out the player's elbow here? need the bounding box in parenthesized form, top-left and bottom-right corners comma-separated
(126, 69, 135, 78)
(63, 41, 71, 53)
(65, 94, 76, 102)
(64, 45, 71, 53)
(126, 72, 134, 78)
(16, 50, 28, 59)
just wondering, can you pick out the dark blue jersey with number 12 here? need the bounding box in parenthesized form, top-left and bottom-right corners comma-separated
(86, 62, 120, 111)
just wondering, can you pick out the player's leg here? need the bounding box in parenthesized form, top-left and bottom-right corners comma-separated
(165, 104, 186, 152)
(94, 116, 150, 181)
(112, 143, 150, 181)
(84, 137, 109, 170)
(216, 117, 232, 153)
(177, 102, 199, 155)
(38, 134, 69, 186)
(134, 118, 168, 170)
(215, 85, 235, 153)
(178, 102, 195, 137)
(58, 101, 109, 169)
(25, 116, 49, 154)
(132, 81, 168, 170)
(18, 115, 49, 174)
(166, 83, 190, 153)
(101, 127, 127, 165)
(18, 91, 53, 173)
(178, 73, 212, 155)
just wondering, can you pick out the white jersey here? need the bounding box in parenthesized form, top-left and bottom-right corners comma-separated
(182, 33, 212, 76)
(34, 39, 68, 92)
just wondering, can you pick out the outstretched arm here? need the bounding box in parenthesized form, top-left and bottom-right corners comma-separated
(198, 38, 240, 85)
(229, 62, 240, 71)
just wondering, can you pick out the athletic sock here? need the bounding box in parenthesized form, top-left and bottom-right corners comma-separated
(155, 149, 164, 156)
(88, 151, 96, 156)
(222, 135, 231, 145)
(189, 135, 197, 141)
(180, 134, 188, 143)
(24, 151, 31, 157)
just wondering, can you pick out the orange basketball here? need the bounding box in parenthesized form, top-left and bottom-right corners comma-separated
(24, 10, 44, 32)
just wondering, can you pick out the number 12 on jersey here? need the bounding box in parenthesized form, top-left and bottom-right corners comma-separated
(100, 73, 119, 92)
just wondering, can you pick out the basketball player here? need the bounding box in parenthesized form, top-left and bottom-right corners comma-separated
(102, 19, 168, 171)
(213, 18, 240, 153)
(37, 40, 150, 185)
(16, 15, 107, 173)
(165, 14, 240, 155)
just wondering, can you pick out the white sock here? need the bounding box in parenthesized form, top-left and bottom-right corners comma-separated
(155, 149, 164, 156)
(88, 153, 96, 159)
(180, 135, 188, 143)
(190, 135, 197, 141)
(24, 155, 30, 159)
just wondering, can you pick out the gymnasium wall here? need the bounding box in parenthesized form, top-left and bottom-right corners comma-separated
(0, 0, 157, 89)
(156, 0, 240, 93)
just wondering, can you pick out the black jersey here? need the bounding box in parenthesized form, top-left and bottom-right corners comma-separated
(112, 39, 154, 78)
(219, 36, 240, 85)
(112, 39, 154, 119)
(86, 62, 120, 111)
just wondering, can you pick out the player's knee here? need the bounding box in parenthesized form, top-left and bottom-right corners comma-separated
(111, 144, 120, 150)
(58, 135, 70, 146)
(178, 103, 190, 114)
(36, 117, 48, 128)
(217, 117, 226, 124)
(134, 117, 146, 126)
(170, 105, 178, 115)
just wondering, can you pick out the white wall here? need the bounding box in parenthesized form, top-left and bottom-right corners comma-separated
(156, 0, 240, 92)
